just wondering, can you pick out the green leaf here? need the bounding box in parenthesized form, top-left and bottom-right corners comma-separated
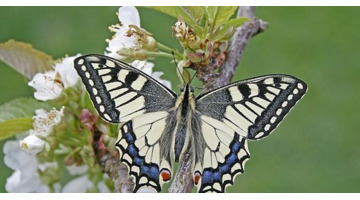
(0, 117, 33, 141)
(148, 6, 204, 34)
(0, 40, 54, 80)
(205, 6, 238, 28)
(213, 17, 251, 41)
(0, 97, 52, 122)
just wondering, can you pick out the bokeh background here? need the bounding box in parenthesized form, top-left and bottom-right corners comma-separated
(0, 7, 359, 193)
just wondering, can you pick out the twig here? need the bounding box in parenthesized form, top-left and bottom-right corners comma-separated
(168, 6, 268, 193)
(82, 107, 134, 193)
(99, 153, 134, 193)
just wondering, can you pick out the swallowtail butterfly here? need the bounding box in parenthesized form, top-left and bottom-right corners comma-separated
(75, 54, 307, 193)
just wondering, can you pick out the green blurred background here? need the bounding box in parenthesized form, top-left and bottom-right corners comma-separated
(0, 7, 359, 193)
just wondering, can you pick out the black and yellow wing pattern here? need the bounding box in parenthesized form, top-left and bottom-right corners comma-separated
(194, 75, 307, 192)
(75, 54, 307, 193)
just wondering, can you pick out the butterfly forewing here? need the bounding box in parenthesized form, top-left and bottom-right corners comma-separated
(196, 74, 307, 140)
(74, 55, 176, 123)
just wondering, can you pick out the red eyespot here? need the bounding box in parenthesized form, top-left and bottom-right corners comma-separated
(194, 171, 201, 185)
(160, 169, 171, 182)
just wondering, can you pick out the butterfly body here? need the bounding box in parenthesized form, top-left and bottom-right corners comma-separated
(75, 54, 307, 193)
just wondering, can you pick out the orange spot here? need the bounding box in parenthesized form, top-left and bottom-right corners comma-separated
(160, 169, 171, 182)
(194, 172, 201, 185)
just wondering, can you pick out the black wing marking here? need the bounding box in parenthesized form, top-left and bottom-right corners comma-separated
(74, 54, 176, 123)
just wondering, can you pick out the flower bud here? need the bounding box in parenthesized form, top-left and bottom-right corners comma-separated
(143, 36, 157, 51)
(187, 50, 205, 63)
(19, 135, 46, 155)
(172, 20, 187, 41)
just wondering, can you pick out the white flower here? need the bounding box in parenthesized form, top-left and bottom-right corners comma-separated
(3, 140, 49, 192)
(106, 6, 141, 60)
(131, 60, 154, 75)
(31, 107, 64, 137)
(151, 71, 172, 89)
(28, 54, 81, 101)
(62, 175, 93, 193)
(19, 135, 46, 155)
(131, 60, 172, 89)
(66, 164, 89, 176)
(106, 6, 157, 60)
(54, 55, 80, 88)
(28, 71, 63, 101)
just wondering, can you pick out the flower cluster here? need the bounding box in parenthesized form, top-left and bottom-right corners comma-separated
(2, 6, 244, 193)
(2, 6, 172, 193)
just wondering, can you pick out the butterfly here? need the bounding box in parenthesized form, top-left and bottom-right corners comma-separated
(74, 54, 307, 193)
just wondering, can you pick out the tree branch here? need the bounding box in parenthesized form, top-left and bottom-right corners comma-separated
(99, 153, 134, 193)
(168, 6, 268, 193)
(82, 107, 134, 193)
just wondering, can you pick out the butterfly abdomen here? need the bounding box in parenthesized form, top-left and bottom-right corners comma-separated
(173, 84, 196, 162)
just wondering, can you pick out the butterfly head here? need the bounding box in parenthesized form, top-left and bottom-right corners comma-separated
(180, 83, 194, 93)
(176, 83, 196, 111)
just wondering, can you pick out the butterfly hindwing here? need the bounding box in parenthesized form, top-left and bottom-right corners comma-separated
(196, 74, 307, 140)
(192, 113, 250, 193)
(115, 111, 176, 192)
(74, 54, 176, 123)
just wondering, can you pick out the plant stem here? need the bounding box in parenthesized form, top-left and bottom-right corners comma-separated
(146, 51, 173, 59)
(157, 42, 183, 58)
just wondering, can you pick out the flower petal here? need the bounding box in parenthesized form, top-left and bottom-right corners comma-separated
(62, 175, 93, 193)
(54, 54, 81, 88)
(19, 135, 45, 155)
(28, 71, 63, 101)
(66, 164, 89, 175)
(118, 6, 140, 27)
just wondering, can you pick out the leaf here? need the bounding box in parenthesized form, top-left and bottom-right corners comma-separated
(205, 6, 238, 28)
(0, 40, 54, 80)
(0, 117, 33, 141)
(0, 97, 52, 123)
(213, 17, 251, 41)
(148, 6, 204, 34)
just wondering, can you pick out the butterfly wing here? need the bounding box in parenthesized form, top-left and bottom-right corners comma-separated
(193, 74, 307, 192)
(74, 54, 177, 123)
(191, 112, 250, 193)
(74, 55, 177, 192)
(116, 111, 176, 192)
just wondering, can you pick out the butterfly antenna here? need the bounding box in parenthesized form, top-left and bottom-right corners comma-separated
(190, 71, 197, 84)
(172, 51, 185, 84)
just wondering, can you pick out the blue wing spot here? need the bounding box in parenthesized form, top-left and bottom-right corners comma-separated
(231, 140, 240, 152)
(127, 145, 137, 157)
(150, 166, 159, 180)
(213, 172, 221, 181)
(202, 171, 212, 184)
(141, 165, 149, 174)
(125, 132, 134, 143)
(220, 164, 230, 173)
(134, 157, 143, 166)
